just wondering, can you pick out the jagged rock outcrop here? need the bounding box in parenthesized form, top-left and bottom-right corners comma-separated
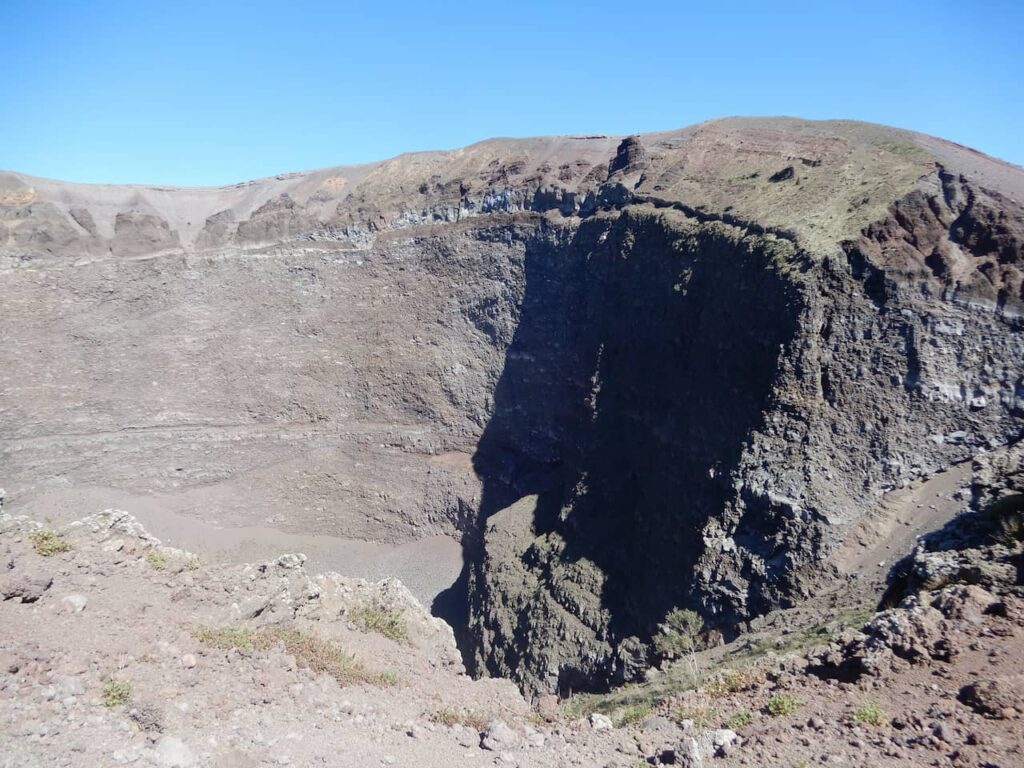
(2, 117, 1023, 694)
(809, 443, 1022, 681)
(464, 185, 1024, 692)
(880, 443, 1023, 606)
(847, 167, 1024, 312)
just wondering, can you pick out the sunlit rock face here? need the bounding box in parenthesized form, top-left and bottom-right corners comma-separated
(2, 117, 1022, 692)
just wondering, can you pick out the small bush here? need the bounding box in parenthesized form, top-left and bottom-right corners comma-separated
(705, 668, 763, 698)
(102, 678, 132, 707)
(672, 703, 719, 729)
(725, 709, 754, 729)
(765, 694, 801, 717)
(853, 702, 886, 726)
(353, 602, 408, 643)
(615, 701, 654, 727)
(30, 529, 72, 557)
(146, 549, 199, 572)
(428, 706, 490, 731)
(192, 625, 396, 687)
(192, 626, 259, 650)
(271, 627, 394, 687)
(653, 608, 703, 658)
(146, 551, 169, 571)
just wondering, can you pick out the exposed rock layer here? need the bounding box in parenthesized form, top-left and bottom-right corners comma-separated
(2, 117, 1023, 693)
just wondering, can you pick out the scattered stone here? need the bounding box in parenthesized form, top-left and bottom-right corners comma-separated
(453, 725, 478, 749)
(1, 571, 54, 603)
(523, 729, 545, 748)
(60, 594, 88, 613)
(959, 680, 1023, 719)
(129, 701, 165, 733)
(589, 712, 613, 731)
(932, 585, 999, 622)
(535, 693, 559, 720)
(769, 165, 795, 182)
(0, 651, 20, 674)
(55, 676, 84, 697)
(153, 736, 194, 767)
(931, 721, 957, 743)
(675, 736, 704, 767)
(706, 728, 739, 757)
(481, 720, 518, 751)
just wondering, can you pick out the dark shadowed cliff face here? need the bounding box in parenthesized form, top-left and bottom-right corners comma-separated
(3, 118, 1024, 695)
(464, 186, 1024, 693)
(467, 209, 808, 690)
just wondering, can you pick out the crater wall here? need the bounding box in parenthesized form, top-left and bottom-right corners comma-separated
(3, 118, 1023, 695)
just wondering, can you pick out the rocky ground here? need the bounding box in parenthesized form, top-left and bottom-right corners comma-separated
(0, 509, 547, 768)
(2, 441, 1021, 767)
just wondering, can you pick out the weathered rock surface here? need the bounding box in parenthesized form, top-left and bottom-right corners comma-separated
(2, 117, 1023, 695)
(0, 411, 1022, 767)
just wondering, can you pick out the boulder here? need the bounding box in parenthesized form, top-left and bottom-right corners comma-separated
(0, 572, 52, 603)
(481, 720, 518, 751)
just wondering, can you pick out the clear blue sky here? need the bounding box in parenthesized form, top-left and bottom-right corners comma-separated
(4, 0, 1022, 186)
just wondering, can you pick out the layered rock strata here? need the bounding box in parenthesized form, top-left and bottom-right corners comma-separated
(3, 117, 1023, 692)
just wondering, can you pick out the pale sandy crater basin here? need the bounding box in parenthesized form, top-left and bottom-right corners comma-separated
(8, 486, 464, 608)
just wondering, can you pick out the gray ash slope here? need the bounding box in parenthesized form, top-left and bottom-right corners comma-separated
(2, 117, 1023, 694)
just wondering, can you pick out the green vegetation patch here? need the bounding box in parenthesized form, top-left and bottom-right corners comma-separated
(102, 677, 132, 707)
(672, 703, 719, 729)
(428, 706, 490, 731)
(725, 709, 754, 729)
(562, 685, 665, 724)
(726, 603, 875, 661)
(30, 529, 72, 557)
(873, 139, 929, 159)
(614, 701, 654, 727)
(765, 693, 801, 717)
(146, 548, 199, 572)
(353, 601, 409, 643)
(192, 626, 261, 650)
(192, 625, 397, 687)
(853, 702, 886, 726)
(146, 550, 169, 571)
(705, 667, 764, 698)
(653, 608, 704, 658)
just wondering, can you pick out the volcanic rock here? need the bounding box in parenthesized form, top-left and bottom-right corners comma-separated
(2, 117, 1023, 694)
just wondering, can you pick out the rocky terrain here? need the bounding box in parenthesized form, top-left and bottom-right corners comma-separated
(1, 442, 1021, 767)
(2, 116, 1024, 706)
